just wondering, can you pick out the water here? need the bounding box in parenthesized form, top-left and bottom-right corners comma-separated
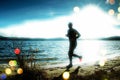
(0, 40, 120, 67)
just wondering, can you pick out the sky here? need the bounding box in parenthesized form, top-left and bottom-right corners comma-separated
(0, 0, 120, 39)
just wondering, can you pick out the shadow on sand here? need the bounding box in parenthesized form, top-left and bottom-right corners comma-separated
(52, 66, 81, 80)
(52, 65, 120, 80)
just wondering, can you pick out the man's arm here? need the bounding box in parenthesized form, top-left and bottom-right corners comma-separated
(75, 29, 81, 38)
(66, 30, 69, 37)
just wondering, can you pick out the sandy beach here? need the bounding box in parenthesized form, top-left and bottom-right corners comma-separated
(41, 56, 120, 80)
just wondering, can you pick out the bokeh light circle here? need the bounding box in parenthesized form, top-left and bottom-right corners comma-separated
(0, 73, 7, 80)
(62, 71, 70, 80)
(14, 48, 21, 55)
(9, 60, 17, 66)
(5, 68, 12, 75)
(17, 68, 23, 74)
(73, 6, 80, 13)
(108, 9, 115, 16)
(118, 7, 120, 13)
(109, 0, 115, 5)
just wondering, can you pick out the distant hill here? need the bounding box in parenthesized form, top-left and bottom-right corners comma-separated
(0, 36, 45, 41)
(0, 36, 67, 41)
(45, 38, 67, 41)
(1, 35, 120, 41)
(100, 36, 120, 40)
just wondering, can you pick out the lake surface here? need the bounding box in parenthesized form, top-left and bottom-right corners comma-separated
(0, 40, 120, 67)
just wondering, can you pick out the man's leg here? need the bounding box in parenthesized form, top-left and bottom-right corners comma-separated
(73, 54, 82, 61)
(67, 41, 75, 68)
(67, 51, 73, 68)
(72, 41, 82, 61)
(73, 54, 82, 58)
(69, 51, 72, 65)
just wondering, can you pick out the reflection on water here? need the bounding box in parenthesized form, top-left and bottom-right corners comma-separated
(74, 40, 120, 65)
(0, 40, 120, 66)
(80, 40, 101, 62)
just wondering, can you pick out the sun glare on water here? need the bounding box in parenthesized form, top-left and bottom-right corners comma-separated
(73, 40, 108, 65)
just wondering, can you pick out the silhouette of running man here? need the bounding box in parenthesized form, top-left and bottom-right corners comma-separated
(66, 22, 82, 68)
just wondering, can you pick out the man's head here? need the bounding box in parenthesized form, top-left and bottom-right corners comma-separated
(68, 22, 73, 29)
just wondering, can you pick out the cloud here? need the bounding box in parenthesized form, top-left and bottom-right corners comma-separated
(0, 16, 70, 38)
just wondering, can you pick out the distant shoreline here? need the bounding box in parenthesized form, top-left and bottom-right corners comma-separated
(1, 36, 120, 41)
(0, 36, 68, 41)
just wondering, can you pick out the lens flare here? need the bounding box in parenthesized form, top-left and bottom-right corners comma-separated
(109, 0, 115, 5)
(118, 7, 120, 13)
(5, 68, 12, 75)
(17, 68, 23, 74)
(73, 6, 80, 13)
(99, 58, 106, 67)
(0, 73, 7, 80)
(14, 48, 21, 55)
(108, 9, 115, 16)
(62, 71, 70, 80)
(9, 60, 17, 66)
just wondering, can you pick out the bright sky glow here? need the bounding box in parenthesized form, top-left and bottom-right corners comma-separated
(0, 17, 69, 38)
(117, 13, 120, 20)
(72, 5, 119, 39)
(0, 5, 119, 39)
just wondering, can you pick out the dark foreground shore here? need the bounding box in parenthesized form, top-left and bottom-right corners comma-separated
(0, 56, 120, 80)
